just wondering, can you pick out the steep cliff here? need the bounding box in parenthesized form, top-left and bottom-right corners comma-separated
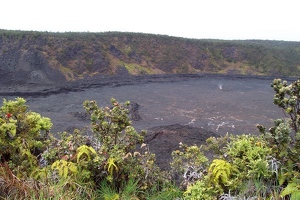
(1, 30, 300, 85)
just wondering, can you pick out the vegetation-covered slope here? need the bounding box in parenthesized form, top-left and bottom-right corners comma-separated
(1, 30, 300, 84)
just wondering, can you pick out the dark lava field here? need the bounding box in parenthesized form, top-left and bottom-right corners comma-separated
(0, 74, 289, 136)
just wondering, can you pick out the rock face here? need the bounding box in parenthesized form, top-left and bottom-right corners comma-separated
(129, 101, 142, 121)
(144, 124, 219, 170)
(2, 31, 300, 83)
(0, 46, 65, 85)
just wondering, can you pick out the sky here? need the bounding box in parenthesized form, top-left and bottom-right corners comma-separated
(1, 0, 300, 42)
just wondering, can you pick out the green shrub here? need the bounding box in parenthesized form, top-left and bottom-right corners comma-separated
(82, 98, 168, 190)
(183, 178, 217, 200)
(38, 98, 168, 198)
(170, 143, 208, 188)
(257, 78, 300, 198)
(225, 134, 272, 181)
(0, 97, 52, 177)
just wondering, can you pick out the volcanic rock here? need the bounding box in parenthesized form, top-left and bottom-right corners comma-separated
(144, 124, 219, 170)
(129, 101, 142, 121)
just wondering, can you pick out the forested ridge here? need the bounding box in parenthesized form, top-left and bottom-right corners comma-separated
(1, 29, 300, 85)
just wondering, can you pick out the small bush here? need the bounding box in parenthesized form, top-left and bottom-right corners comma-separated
(0, 97, 52, 177)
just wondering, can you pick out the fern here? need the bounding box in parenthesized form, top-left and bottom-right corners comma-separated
(105, 157, 119, 182)
(209, 159, 238, 187)
(281, 181, 300, 200)
(76, 145, 97, 163)
(51, 159, 78, 178)
(30, 167, 49, 180)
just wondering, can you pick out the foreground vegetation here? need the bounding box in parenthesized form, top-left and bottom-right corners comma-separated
(0, 78, 300, 199)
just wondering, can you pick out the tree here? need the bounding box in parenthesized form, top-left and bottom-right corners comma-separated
(257, 78, 300, 192)
(271, 79, 300, 135)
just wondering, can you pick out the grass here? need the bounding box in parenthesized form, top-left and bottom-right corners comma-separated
(124, 63, 154, 75)
(0, 169, 182, 200)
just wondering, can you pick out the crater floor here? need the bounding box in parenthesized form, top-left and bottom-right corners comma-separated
(0, 74, 287, 135)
